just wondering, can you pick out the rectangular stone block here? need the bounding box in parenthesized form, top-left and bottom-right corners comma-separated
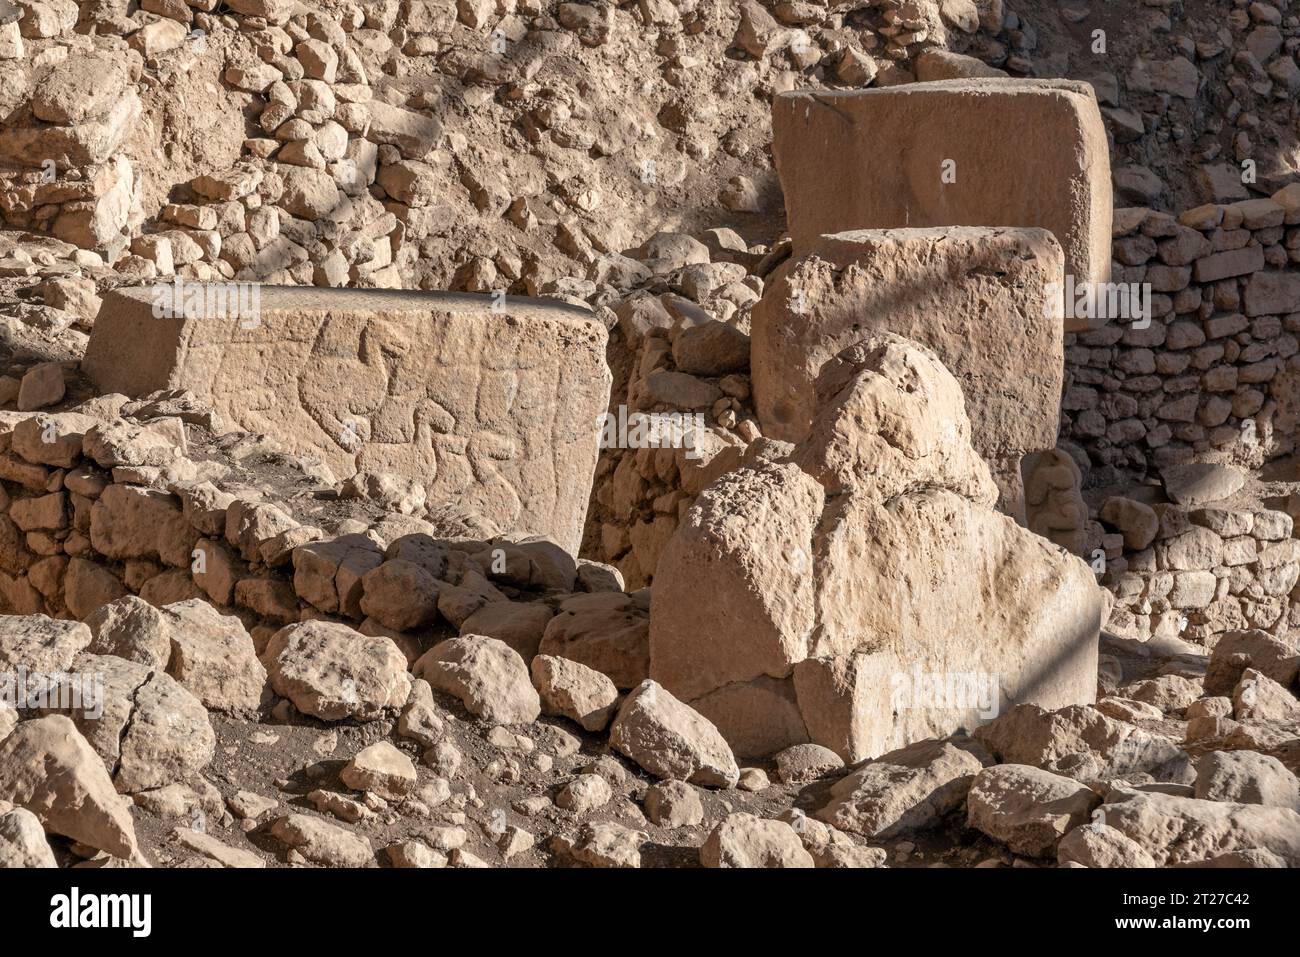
(1194, 245, 1265, 283)
(1243, 271, 1300, 317)
(752, 226, 1065, 466)
(772, 79, 1112, 322)
(82, 286, 611, 555)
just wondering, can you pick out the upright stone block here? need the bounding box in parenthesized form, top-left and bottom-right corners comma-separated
(752, 226, 1065, 514)
(652, 334, 1103, 763)
(82, 286, 611, 554)
(772, 79, 1111, 325)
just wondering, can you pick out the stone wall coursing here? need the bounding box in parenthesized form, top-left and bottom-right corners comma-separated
(1061, 185, 1300, 486)
(0, 400, 647, 677)
(1097, 493, 1300, 646)
(581, 230, 775, 590)
(1056, 184, 1300, 647)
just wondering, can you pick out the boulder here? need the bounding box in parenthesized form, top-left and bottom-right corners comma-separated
(773, 743, 844, 784)
(1205, 630, 1298, 695)
(974, 704, 1186, 781)
(39, 653, 215, 794)
(1100, 787, 1300, 866)
(1160, 463, 1246, 508)
(817, 738, 984, 837)
(0, 615, 91, 673)
(556, 773, 612, 814)
(460, 600, 554, 661)
(0, 806, 57, 867)
(341, 742, 417, 801)
(397, 679, 446, 748)
(0, 716, 140, 860)
(1193, 751, 1300, 810)
(359, 559, 440, 632)
(538, 592, 649, 690)
(558, 821, 645, 868)
(414, 635, 541, 725)
(160, 600, 266, 711)
(1100, 497, 1160, 551)
(1057, 822, 1158, 868)
(966, 764, 1100, 856)
(530, 654, 620, 731)
(269, 814, 373, 867)
(699, 813, 815, 868)
(643, 780, 704, 828)
(1233, 669, 1300, 722)
(265, 621, 411, 721)
(609, 680, 740, 788)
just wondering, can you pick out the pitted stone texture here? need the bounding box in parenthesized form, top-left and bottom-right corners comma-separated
(0, 615, 91, 673)
(0, 715, 140, 861)
(265, 620, 411, 722)
(1101, 787, 1300, 866)
(651, 335, 1102, 762)
(772, 79, 1112, 306)
(753, 227, 1065, 470)
(83, 287, 611, 554)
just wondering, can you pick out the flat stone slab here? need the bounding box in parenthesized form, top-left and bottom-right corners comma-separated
(83, 286, 611, 554)
(1160, 462, 1246, 508)
(772, 79, 1112, 322)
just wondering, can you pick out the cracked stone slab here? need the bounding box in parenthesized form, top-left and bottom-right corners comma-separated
(38, 653, 215, 794)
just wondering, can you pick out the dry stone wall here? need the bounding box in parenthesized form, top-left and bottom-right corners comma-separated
(1062, 186, 1300, 486)
(1053, 187, 1300, 648)
(0, 394, 647, 675)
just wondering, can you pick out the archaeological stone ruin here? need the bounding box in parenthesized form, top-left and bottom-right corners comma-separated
(0, 0, 1298, 897)
(83, 285, 610, 554)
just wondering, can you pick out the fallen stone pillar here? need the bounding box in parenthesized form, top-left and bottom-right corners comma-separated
(772, 79, 1111, 330)
(752, 226, 1065, 517)
(651, 333, 1102, 762)
(82, 285, 611, 555)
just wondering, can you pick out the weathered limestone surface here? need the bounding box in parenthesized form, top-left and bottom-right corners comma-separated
(651, 334, 1103, 762)
(751, 226, 1065, 489)
(82, 286, 612, 554)
(772, 79, 1112, 307)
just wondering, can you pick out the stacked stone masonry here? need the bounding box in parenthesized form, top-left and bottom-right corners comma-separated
(0, 400, 649, 684)
(1062, 186, 1300, 485)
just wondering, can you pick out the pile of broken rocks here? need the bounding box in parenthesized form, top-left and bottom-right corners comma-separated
(1, 564, 1298, 868)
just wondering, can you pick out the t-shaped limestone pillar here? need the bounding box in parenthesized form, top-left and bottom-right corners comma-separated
(772, 78, 1112, 331)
